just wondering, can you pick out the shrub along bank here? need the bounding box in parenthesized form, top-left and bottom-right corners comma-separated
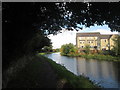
(80, 54, 120, 62)
(60, 43, 120, 62)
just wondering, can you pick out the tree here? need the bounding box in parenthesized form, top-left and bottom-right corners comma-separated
(112, 35, 120, 56)
(42, 46, 53, 52)
(84, 45, 90, 54)
(3, 2, 120, 69)
(60, 43, 75, 55)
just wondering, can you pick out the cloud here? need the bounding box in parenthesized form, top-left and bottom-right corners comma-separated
(49, 30, 77, 49)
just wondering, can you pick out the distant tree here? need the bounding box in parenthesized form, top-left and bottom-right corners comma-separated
(112, 35, 120, 56)
(42, 46, 53, 52)
(84, 45, 90, 54)
(53, 48, 60, 52)
(60, 43, 75, 55)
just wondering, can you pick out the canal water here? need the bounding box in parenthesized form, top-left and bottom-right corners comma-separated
(45, 52, 120, 88)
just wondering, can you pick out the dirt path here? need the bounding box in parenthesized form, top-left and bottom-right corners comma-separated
(6, 56, 58, 88)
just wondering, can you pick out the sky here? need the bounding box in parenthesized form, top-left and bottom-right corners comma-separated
(48, 25, 118, 49)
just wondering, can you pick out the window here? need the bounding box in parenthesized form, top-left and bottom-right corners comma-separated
(87, 41, 90, 43)
(94, 46, 97, 49)
(105, 40, 106, 42)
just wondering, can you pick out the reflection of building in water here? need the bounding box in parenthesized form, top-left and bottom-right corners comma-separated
(76, 58, 119, 88)
(76, 32, 118, 50)
(76, 57, 87, 75)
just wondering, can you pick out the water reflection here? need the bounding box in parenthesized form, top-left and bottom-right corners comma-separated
(45, 53, 120, 88)
(76, 57, 119, 88)
(45, 53, 78, 75)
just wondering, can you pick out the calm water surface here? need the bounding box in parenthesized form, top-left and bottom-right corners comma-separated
(45, 52, 120, 88)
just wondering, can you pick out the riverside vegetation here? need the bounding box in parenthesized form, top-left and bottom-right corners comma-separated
(60, 43, 120, 62)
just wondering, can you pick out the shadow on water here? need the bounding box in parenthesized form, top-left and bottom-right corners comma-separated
(45, 52, 120, 88)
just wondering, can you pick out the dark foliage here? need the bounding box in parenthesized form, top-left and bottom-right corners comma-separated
(2, 2, 120, 69)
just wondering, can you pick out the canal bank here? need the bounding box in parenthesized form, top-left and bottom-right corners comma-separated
(60, 53, 120, 62)
(39, 55, 99, 88)
(45, 52, 120, 88)
(3, 54, 99, 88)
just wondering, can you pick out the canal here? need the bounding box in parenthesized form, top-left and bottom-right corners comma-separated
(45, 52, 120, 88)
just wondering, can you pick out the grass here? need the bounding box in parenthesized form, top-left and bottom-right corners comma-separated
(3, 53, 100, 88)
(80, 54, 120, 62)
(3, 55, 57, 88)
(61, 52, 120, 62)
(39, 55, 100, 88)
(38, 52, 56, 55)
(60, 52, 80, 57)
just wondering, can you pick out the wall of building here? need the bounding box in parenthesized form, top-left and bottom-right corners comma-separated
(77, 36, 98, 50)
(110, 35, 116, 50)
(100, 39, 109, 50)
(76, 33, 118, 51)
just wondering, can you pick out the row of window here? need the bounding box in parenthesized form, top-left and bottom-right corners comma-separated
(80, 41, 94, 44)
(80, 39, 107, 44)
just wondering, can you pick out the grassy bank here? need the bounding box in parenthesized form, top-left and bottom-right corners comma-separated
(39, 55, 100, 88)
(80, 54, 120, 62)
(61, 52, 120, 62)
(38, 52, 57, 55)
(60, 52, 80, 57)
(3, 55, 58, 88)
(3, 54, 99, 88)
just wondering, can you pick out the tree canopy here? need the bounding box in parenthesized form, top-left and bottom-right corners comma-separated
(3, 2, 120, 34)
(2, 2, 120, 69)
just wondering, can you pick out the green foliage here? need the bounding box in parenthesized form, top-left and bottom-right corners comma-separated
(24, 33, 51, 54)
(52, 48, 60, 52)
(41, 56, 98, 88)
(80, 54, 120, 62)
(111, 35, 120, 56)
(55, 48, 60, 52)
(42, 46, 53, 52)
(98, 50, 110, 55)
(60, 43, 77, 55)
(84, 45, 90, 54)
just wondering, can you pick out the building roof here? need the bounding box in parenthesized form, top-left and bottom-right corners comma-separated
(76, 32, 118, 39)
(100, 35, 112, 39)
(76, 32, 100, 37)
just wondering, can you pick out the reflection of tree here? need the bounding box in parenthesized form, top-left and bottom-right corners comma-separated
(112, 63, 119, 82)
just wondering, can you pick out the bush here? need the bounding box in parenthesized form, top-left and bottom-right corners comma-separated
(84, 45, 90, 54)
(60, 43, 77, 55)
(42, 46, 53, 52)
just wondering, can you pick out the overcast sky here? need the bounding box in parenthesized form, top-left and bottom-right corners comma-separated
(48, 25, 118, 49)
